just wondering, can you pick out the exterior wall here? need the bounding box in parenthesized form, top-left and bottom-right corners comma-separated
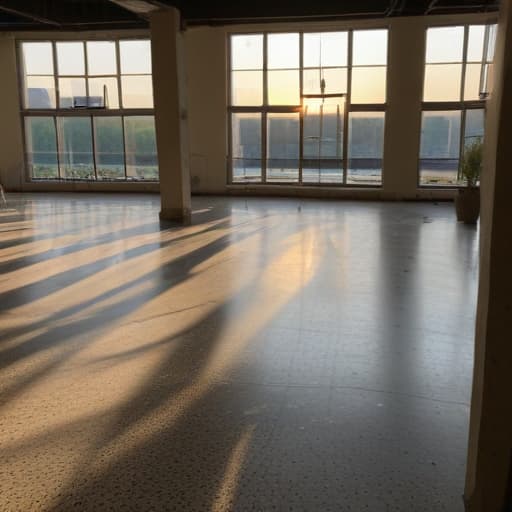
(0, 12, 497, 199)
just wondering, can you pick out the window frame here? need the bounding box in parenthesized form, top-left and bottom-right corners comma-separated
(418, 22, 496, 189)
(227, 28, 389, 188)
(17, 36, 157, 182)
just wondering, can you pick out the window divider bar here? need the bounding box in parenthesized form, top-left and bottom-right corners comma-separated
(349, 103, 386, 112)
(52, 41, 60, 109)
(343, 30, 353, 185)
(262, 111, 267, 184)
(480, 25, 490, 95)
(299, 31, 304, 185)
(53, 115, 62, 179)
(460, 25, 469, 102)
(121, 115, 128, 179)
(226, 38, 233, 185)
(262, 34, 268, 183)
(458, 108, 467, 182)
(229, 106, 301, 113)
(21, 108, 154, 116)
(227, 112, 232, 185)
(55, 116, 63, 179)
(116, 40, 123, 108)
(84, 41, 90, 105)
(90, 115, 98, 181)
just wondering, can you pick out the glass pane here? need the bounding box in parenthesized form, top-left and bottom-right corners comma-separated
(467, 25, 485, 62)
(58, 77, 86, 108)
(120, 40, 151, 74)
(124, 116, 158, 180)
(22, 42, 54, 75)
(231, 70, 263, 106)
(348, 112, 385, 185)
(24, 76, 56, 109)
(268, 33, 299, 69)
(87, 41, 117, 75)
(121, 75, 154, 108)
(57, 117, 94, 179)
(464, 63, 482, 101)
(88, 77, 119, 108)
(419, 110, 461, 186)
(268, 70, 300, 105)
(351, 67, 386, 104)
(352, 30, 388, 66)
(94, 117, 125, 179)
(426, 26, 464, 63)
(464, 109, 484, 147)
(25, 117, 58, 179)
(231, 113, 262, 183)
(56, 42, 85, 75)
(303, 32, 348, 68)
(303, 68, 347, 95)
(231, 35, 263, 70)
(267, 113, 299, 182)
(303, 98, 344, 184)
(423, 63, 462, 102)
(486, 24, 497, 62)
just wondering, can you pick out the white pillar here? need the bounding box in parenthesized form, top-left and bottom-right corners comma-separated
(150, 8, 191, 223)
(382, 17, 425, 199)
(465, 1, 512, 510)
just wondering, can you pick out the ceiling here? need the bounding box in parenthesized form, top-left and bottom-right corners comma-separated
(0, 0, 500, 31)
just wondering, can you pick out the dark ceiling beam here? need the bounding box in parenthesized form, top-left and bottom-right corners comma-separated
(0, 0, 500, 31)
(427, 0, 439, 11)
(0, 3, 61, 27)
(0, 0, 147, 30)
(108, 0, 167, 17)
(385, 0, 400, 16)
(164, 0, 391, 24)
(427, 0, 499, 14)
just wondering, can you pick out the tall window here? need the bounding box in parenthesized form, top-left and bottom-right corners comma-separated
(419, 24, 496, 187)
(229, 29, 388, 186)
(20, 39, 158, 181)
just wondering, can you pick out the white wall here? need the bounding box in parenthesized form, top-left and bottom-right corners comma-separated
(0, 12, 497, 199)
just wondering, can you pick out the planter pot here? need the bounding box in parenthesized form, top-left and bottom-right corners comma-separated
(455, 187, 480, 224)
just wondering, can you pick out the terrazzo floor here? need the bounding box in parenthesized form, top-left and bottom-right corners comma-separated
(0, 194, 479, 511)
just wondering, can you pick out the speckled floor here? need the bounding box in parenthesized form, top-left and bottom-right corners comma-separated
(0, 194, 478, 511)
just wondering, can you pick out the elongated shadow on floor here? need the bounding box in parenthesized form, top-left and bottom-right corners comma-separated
(0, 220, 268, 403)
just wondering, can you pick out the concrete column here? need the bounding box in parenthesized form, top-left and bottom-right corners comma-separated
(0, 34, 25, 191)
(464, 1, 512, 510)
(150, 8, 191, 223)
(382, 17, 425, 199)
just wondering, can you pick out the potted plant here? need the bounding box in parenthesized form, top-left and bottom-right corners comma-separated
(455, 137, 483, 224)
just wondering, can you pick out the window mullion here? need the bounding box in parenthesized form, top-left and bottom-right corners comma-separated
(262, 34, 268, 184)
(116, 40, 123, 109)
(458, 108, 468, 184)
(343, 30, 353, 186)
(121, 115, 128, 179)
(83, 41, 90, 106)
(299, 31, 304, 185)
(460, 25, 469, 102)
(480, 25, 490, 97)
(53, 115, 62, 179)
(52, 41, 60, 109)
(90, 116, 98, 181)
